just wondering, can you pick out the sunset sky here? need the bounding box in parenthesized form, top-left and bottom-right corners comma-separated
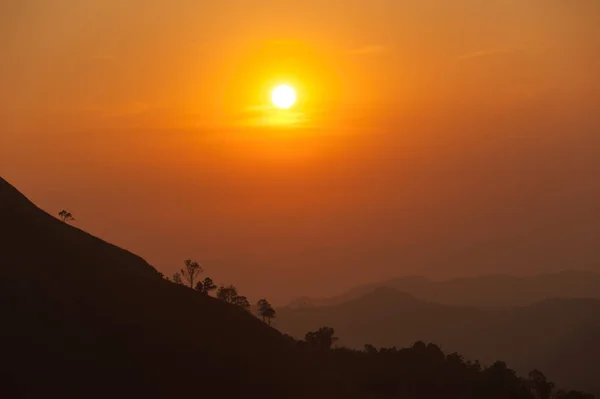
(2, 0, 600, 303)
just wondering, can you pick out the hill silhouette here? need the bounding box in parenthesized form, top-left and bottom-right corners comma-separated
(278, 287, 600, 395)
(0, 177, 321, 398)
(287, 271, 600, 308)
(2, 176, 595, 399)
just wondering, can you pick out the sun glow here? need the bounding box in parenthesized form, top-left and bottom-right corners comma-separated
(271, 85, 297, 109)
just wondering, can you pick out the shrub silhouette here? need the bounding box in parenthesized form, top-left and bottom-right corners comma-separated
(195, 277, 217, 295)
(57, 209, 74, 223)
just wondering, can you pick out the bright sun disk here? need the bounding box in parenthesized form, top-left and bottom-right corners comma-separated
(271, 84, 297, 109)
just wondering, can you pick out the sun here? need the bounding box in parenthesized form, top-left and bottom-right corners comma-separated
(271, 84, 297, 109)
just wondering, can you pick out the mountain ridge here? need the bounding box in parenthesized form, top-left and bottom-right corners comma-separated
(287, 270, 600, 308)
(277, 285, 600, 395)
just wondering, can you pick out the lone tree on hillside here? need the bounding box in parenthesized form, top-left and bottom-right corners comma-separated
(217, 285, 250, 310)
(58, 210, 75, 223)
(172, 259, 203, 288)
(257, 299, 276, 325)
(195, 277, 217, 295)
(305, 327, 338, 351)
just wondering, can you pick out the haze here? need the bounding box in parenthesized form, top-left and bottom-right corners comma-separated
(2, 0, 599, 303)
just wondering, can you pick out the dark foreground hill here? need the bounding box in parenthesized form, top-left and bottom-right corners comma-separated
(1, 177, 594, 399)
(277, 287, 600, 395)
(0, 177, 324, 398)
(288, 271, 600, 308)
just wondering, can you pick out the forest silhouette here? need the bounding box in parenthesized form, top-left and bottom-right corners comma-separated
(0, 176, 595, 399)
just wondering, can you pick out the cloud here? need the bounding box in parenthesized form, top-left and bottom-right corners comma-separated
(345, 45, 387, 56)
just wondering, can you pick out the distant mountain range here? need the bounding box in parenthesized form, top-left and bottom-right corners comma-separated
(287, 271, 600, 308)
(277, 286, 600, 395)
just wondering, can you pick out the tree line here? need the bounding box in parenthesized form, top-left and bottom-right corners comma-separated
(163, 258, 595, 398)
(53, 211, 279, 325)
(287, 327, 594, 399)
(168, 259, 276, 325)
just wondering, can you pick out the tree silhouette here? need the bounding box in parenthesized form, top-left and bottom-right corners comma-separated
(217, 285, 250, 310)
(216, 285, 238, 303)
(412, 340, 427, 354)
(304, 327, 338, 351)
(527, 370, 554, 399)
(446, 352, 466, 366)
(232, 295, 250, 310)
(195, 277, 217, 295)
(174, 259, 203, 288)
(257, 299, 276, 325)
(426, 343, 445, 363)
(58, 210, 75, 223)
(172, 272, 183, 285)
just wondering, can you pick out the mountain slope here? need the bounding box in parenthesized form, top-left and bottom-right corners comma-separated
(277, 288, 600, 395)
(0, 177, 321, 398)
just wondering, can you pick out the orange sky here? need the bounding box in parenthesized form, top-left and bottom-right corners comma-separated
(2, 0, 600, 303)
